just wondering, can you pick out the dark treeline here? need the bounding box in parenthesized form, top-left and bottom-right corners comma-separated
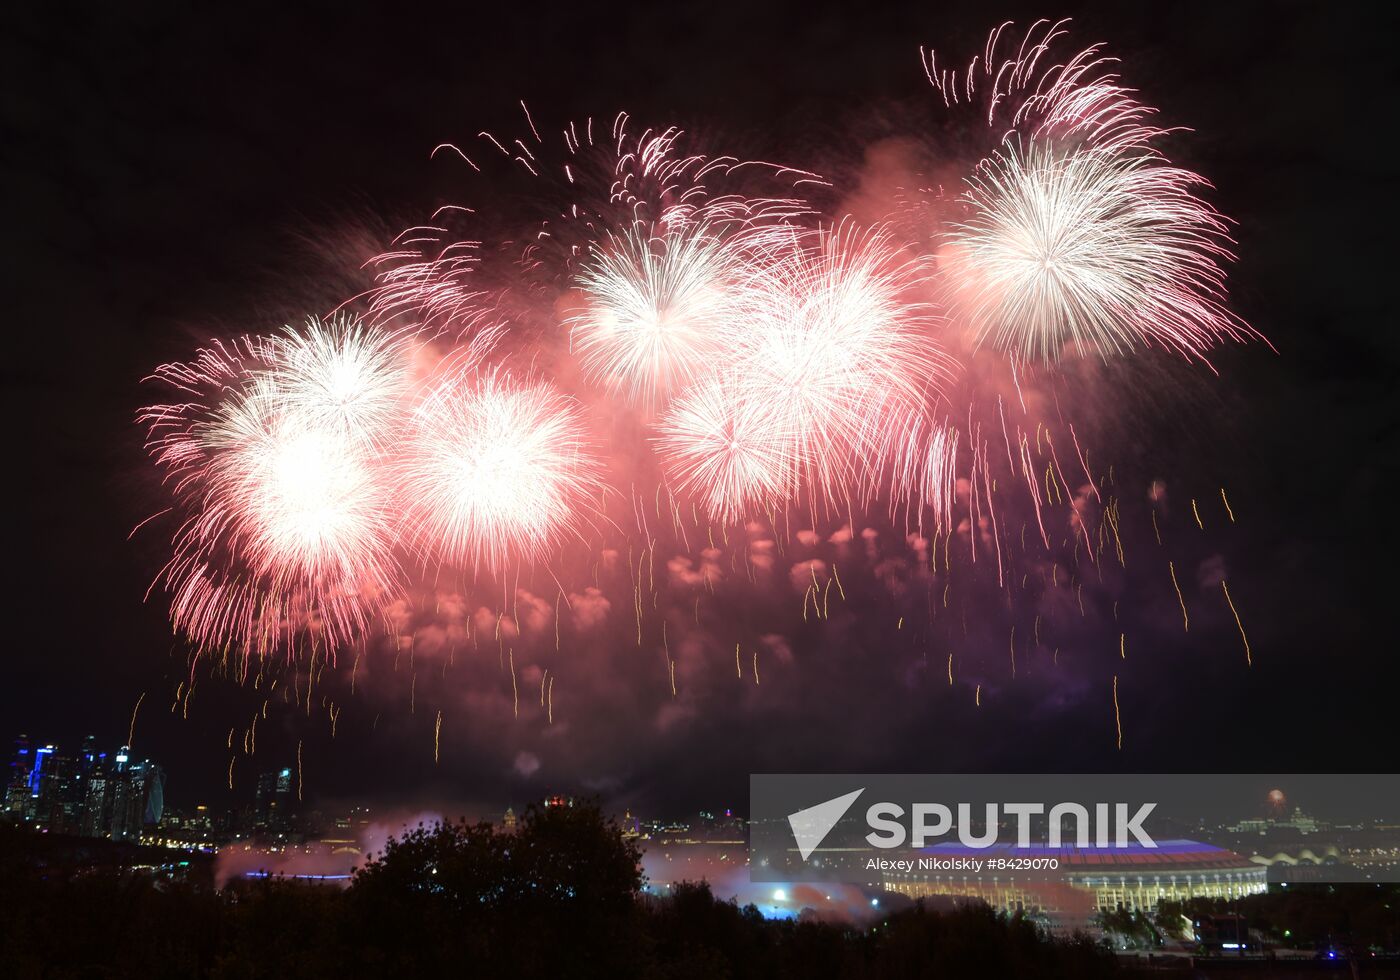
(1158, 889, 1400, 952)
(2, 802, 1117, 979)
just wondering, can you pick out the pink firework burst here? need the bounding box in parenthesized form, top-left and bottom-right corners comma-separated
(925, 20, 1260, 364)
(397, 367, 603, 574)
(658, 222, 953, 521)
(139, 317, 409, 654)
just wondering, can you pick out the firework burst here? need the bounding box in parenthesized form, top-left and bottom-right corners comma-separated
(397, 368, 602, 573)
(658, 222, 952, 520)
(925, 20, 1254, 363)
(365, 111, 819, 341)
(569, 223, 747, 410)
(653, 374, 801, 524)
(140, 317, 407, 653)
(943, 140, 1243, 362)
(133, 18, 1266, 715)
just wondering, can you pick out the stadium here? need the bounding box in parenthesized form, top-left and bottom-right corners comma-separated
(881, 840, 1267, 921)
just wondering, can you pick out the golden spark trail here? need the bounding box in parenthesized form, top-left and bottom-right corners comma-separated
(1113, 676, 1123, 750)
(509, 647, 518, 717)
(1169, 560, 1189, 631)
(127, 692, 145, 748)
(1221, 581, 1252, 665)
(1220, 487, 1235, 522)
(434, 711, 442, 764)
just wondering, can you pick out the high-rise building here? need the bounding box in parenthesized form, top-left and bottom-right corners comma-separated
(31, 744, 55, 797)
(3, 737, 165, 840)
(5, 736, 32, 818)
(35, 751, 85, 834)
(254, 767, 294, 834)
(106, 752, 165, 840)
(108, 772, 134, 839)
(81, 765, 110, 837)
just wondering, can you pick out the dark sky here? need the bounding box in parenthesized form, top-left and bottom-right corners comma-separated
(6, 0, 1397, 818)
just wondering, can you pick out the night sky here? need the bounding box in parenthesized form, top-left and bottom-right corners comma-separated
(7, 0, 1396, 819)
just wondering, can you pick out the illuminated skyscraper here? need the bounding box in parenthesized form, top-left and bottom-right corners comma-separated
(254, 767, 294, 834)
(5, 735, 31, 818)
(81, 765, 109, 837)
(3, 737, 164, 839)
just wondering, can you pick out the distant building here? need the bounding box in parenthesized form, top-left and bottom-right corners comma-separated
(7, 735, 32, 815)
(81, 767, 110, 837)
(3, 736, 164, 841)
(503, 807, 517, 831)
(34, 750, 85, 834)
(254, 768, 294, 834)
(1228, 806, 1323, 835)
(106, 747, 165, 840)
(883, 840, 1267, 921)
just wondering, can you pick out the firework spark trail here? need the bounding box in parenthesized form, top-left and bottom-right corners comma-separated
(922, 19, 1163, 147)
(1221, 580, 1253, 666)
(366, 110, 819, 337)
(889, 420, 960, 534)
(364, 229, 498, 340)
(1112, 674, 1123, 750)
